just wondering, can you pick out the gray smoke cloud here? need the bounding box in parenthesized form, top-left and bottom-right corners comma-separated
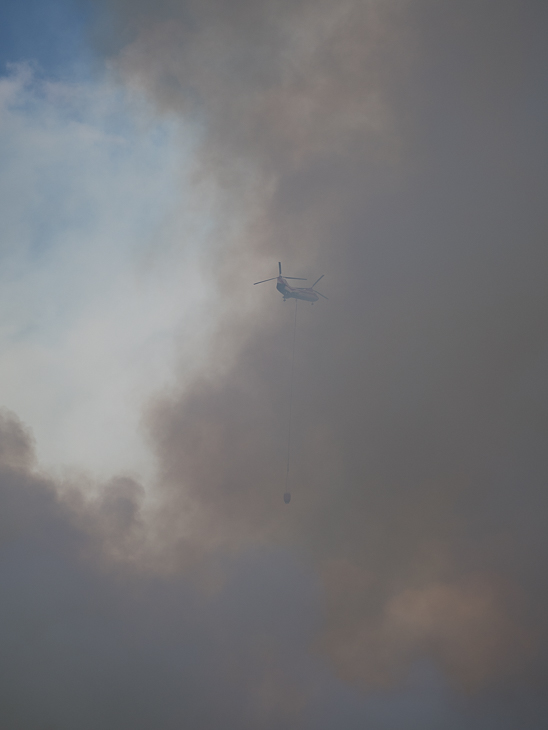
(0, 410, 327, 729)
(3, 0, 548, 726)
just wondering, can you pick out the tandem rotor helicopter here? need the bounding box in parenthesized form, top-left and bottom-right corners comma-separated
(254, 262, 328, 303)
(254, 262, 327, 506)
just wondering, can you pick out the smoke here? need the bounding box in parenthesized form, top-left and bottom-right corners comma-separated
(2, 0, 548, 726)
(101, 0, 548, 689)
(0, 410, 327, 729)
(111, 0, 548, 694)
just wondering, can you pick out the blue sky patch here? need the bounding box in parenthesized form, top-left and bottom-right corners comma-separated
(0, 0, 95, 78)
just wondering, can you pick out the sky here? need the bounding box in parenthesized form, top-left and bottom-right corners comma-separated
(1, 0, 548, 727)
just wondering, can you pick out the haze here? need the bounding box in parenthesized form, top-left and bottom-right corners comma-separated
(0, 1, 547, 727)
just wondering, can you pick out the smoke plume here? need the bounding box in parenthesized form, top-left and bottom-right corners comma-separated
(2, 0, 548, 726)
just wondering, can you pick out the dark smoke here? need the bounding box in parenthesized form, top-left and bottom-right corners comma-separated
(113, 0, 548, 690)
(0, 411, 327, 729)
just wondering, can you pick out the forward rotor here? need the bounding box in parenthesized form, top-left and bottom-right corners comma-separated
(313, 289, 328, 300)
(310, 274, 327, 299)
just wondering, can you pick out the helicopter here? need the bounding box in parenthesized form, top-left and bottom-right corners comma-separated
(254, 262, 327, 303)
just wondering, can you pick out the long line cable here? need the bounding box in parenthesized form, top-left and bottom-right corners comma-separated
(285, 299, 298, 495)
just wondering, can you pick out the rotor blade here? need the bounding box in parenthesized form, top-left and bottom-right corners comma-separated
(314, 290, 328, 299)
(284, 277, 307, 281)
(278, 262, 282, 276)
(312, 274, 324, 288)
(253, 277, 277, 285)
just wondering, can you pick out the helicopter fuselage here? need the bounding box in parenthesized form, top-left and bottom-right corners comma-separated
(276, 276, 319, 302)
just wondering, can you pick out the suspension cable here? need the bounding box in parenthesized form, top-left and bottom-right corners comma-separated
(285, 299, 298, 497)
